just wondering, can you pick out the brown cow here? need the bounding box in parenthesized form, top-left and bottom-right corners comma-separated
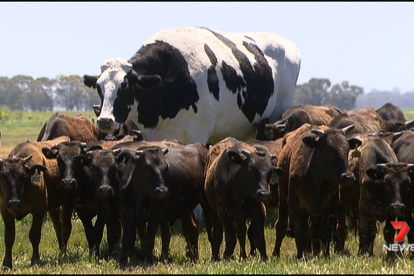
(273, 124, 361, 260)
(37, 113, 142, 142)
(328, 106, 414, 135)
(256, 104, 342, 141)
(0, 136, 71, 270)
(204, 137, 283, 262)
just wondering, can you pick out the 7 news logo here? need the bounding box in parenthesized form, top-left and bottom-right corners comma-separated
(382, 221, 414, 252)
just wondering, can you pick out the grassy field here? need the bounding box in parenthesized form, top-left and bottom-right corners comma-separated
(1, 109, 414, 273)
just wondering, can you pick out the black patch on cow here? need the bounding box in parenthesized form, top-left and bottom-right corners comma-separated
(118, 41, 199, 129)
(204, 44, 220, 101)
(202, 27, 274, 123)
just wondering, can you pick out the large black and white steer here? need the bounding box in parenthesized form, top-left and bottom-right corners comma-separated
(84, 27, 301, 145)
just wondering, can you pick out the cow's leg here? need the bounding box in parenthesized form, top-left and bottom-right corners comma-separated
(250, 202, 268, 261)
(218, 208, 237, 260)
(159, 220, 171, 261)
(181, 212, 199, 262)
(335, 204, 347, 253)
(74, 206, 98, 256)
(99, 199, 121, 257)
(309, 214, 321, 256)
(291, 209, 309, 260)
(235, 220, 247, 260)
(383, 218, 402, 258)
(210, 210, 223, 261)
(142, 216, 160, 265)
(273, 194, 289, 258)
(119, 202, 136, 266)
(247, 223, 256, 257)
(1, 209, 16, 270)
(358, 215, 377, 256)
(48, 208, 64, 251)
(29, 211, 46, 266)
(60, 200, 74, 253)
(319, 211, 333, 258)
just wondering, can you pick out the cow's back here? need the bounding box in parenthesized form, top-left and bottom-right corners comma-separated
(134, 27, 300, 144)
(37, 114, 101, 143)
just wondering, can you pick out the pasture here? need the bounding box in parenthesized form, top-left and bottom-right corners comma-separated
(1, 109, 414, 273)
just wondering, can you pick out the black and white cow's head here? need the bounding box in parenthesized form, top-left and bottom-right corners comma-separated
(83, 42, 198, 135)
(84, 59, 136, 133)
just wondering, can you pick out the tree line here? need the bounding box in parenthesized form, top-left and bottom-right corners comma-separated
(0, 75, 413, 112)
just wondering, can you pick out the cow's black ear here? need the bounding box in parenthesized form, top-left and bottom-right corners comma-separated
(273, 166, 284, 177)
(83, 75, 98, 88)
(42, 147, 58, 159)
(136, 74, 161, 89)
(366, 167, 384, 180)
(302, 135, 319, 148)
(85, 145, 103, 152)
(348, 138, 362, 149)
(25, 164, 47, 175)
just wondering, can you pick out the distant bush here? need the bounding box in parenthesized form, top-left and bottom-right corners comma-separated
(0, 105, 13, 121)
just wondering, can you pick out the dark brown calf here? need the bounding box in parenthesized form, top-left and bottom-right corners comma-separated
(204, 137, 282, 262)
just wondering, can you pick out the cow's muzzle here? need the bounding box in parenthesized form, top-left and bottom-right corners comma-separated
(7, 199, 22, 210)
(97, 185, 115, 198)
(154, 186, 169, 199)
(61, 178, 77, 190)
(387, 203, 406, 216)
(97, 117, 117, 132)
(255, 189, 271, 202)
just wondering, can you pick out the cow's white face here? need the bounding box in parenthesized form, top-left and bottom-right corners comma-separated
(96, 59, 133, 133)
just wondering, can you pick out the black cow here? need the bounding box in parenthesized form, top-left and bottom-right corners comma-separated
(359, 162, 414, 257)
(83, 27, 301, 145)
(204, 137, 282, 262)
(0, 136, 72, 270)
(113, 143, 208, 265)
(335, 134, 401, 254)
(256, 104, 342, 141)
(273, 124, 361, 260)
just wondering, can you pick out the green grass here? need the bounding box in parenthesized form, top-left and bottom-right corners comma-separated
(1, 212, 414, 274)
(2, 109, 414, 273)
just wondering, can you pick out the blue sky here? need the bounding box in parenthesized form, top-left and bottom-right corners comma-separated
(1, 2, 414, 93)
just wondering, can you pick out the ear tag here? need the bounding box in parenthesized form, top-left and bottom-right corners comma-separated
(31, 169, 41, 183)
(117, 158, 126, 172)
(270, 173, 279, 185)
(352, 149, 361, 158)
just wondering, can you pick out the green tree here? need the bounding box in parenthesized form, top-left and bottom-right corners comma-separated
(293, 78, 330, 106)
(0, 77, 24, 110)
(323, 81, 363, 111)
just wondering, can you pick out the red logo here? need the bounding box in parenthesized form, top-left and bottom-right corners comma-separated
(391, 221, 410, 242)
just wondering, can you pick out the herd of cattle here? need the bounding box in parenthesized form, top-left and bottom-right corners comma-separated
(2, 27, 414, 270)
(1, 102, 414, 270)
